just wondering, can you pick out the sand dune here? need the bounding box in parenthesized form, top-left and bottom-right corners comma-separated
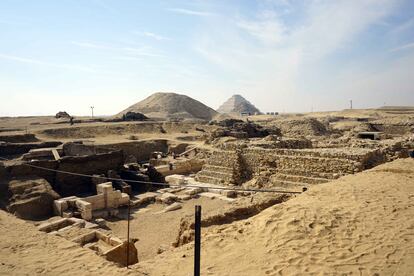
(137, 158, 414, 275)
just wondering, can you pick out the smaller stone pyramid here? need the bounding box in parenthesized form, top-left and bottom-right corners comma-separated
(217, 94, 260, 114)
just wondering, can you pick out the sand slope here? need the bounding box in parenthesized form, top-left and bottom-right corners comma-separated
(0, 210, 142, 275)
(138, 158, 414, 275)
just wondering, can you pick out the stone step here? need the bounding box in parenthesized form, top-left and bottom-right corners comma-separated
(196, 170, 234, 180)
(201, 164, 234, 174)
(195, 175, 231, 185)
(271, 173, 330, 184)
(205, 159, 238, 167)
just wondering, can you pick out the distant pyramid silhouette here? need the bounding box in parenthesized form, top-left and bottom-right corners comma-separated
(217, 94, 260, 114)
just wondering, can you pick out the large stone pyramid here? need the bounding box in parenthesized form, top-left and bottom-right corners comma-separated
(116, 92, 218, 120)
(217, 94, 260, 114)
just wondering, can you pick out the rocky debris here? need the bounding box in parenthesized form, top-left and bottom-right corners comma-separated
(221, 190, 237, 198)
(131, 192, 158, 207)
(177, 194, 192, 201)
(55, 111, 71, 119)
(217, 94, 260, 115)
(157, 192, 178, 204)
(272, 118, 329, 137)
(163, 202, 182, 212)
(208, 120, 280, 141)
(95, 218, 107, 228)
(122, 111, 148, 121)
(116, 92, 218, 120)
(251, 136, 312, 149)
(184, 187, 204, 195)
(7, 177, 60, 220)
(210, 118, 244, 127)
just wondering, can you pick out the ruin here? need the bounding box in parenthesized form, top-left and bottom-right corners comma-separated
(0, 95, 413, 272)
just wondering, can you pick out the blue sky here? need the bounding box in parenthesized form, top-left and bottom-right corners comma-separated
(0, 0, 413, 116)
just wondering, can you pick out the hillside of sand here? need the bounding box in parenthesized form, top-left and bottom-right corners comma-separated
(116, 92, 218, 121)
(137, 158, 414, 275)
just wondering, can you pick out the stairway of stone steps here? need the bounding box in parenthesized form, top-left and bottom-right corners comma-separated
(196, 169, 234, 183)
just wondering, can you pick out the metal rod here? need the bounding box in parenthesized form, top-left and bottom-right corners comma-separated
(194, 205, 201, 276)
(126, 200, 131, 268)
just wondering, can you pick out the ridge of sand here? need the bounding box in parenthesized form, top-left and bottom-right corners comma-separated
(137, 158, 414, 275)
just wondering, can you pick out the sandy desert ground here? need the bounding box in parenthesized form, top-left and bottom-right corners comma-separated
(1, 158, 413, 275)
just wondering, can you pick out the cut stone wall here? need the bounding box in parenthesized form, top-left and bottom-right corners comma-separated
(195, 150, 244, 185)
(196, 147, 385, 187)
(54, 182, 129, 221)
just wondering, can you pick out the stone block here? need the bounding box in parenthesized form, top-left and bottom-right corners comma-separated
(97, 182, 113, 194)
(163, 202, 182, 212)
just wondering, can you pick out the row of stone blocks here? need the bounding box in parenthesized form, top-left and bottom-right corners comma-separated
(53, 182, 129, 220)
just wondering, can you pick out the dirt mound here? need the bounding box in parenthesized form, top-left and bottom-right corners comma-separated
(275, 117, 329, 136)
(117, 92, 218, 120)
(217, 94, 260, 114)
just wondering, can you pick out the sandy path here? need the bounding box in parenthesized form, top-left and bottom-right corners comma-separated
(137, 158, 414, 275)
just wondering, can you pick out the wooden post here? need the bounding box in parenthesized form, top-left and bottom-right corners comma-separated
(194, 205, 201, 276)
(126, 200, 131, 268)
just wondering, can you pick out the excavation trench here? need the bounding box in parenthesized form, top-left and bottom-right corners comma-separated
(173, 193, 292, 247)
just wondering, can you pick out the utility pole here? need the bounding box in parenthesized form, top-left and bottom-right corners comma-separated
(350, 100, 353, 110)
(90, 106, 94, 118)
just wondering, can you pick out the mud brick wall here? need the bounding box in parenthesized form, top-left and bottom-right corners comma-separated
(55, 150, 124, 196)
(106, 139, 169, 162)
(0, 141, 62, 156)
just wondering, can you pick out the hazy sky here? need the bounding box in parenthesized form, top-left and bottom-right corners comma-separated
(0, 0, 413, 116)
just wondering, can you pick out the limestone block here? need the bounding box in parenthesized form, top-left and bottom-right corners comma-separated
(156, 192, 178, 204)
(221, 190, 237, 198)
(163, 202, 182, 212)
(103, 241, 138, 266)
(165, 174, 186, 185)
(83, 194, 105, 210)
(53, 199, 69, 215)
(184, 187, 203, 195)
(119, 193, 130, 206)
(130, 192, 158, 207)
(106, 191, 121, 208)
(97, 182, 113, 194)
(178, 194, 191, 201)
(76, 199, 92, 220)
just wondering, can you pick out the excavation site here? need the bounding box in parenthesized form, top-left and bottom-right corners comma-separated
(0, 92, 413, 275)
(1, 1, 414, 275)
